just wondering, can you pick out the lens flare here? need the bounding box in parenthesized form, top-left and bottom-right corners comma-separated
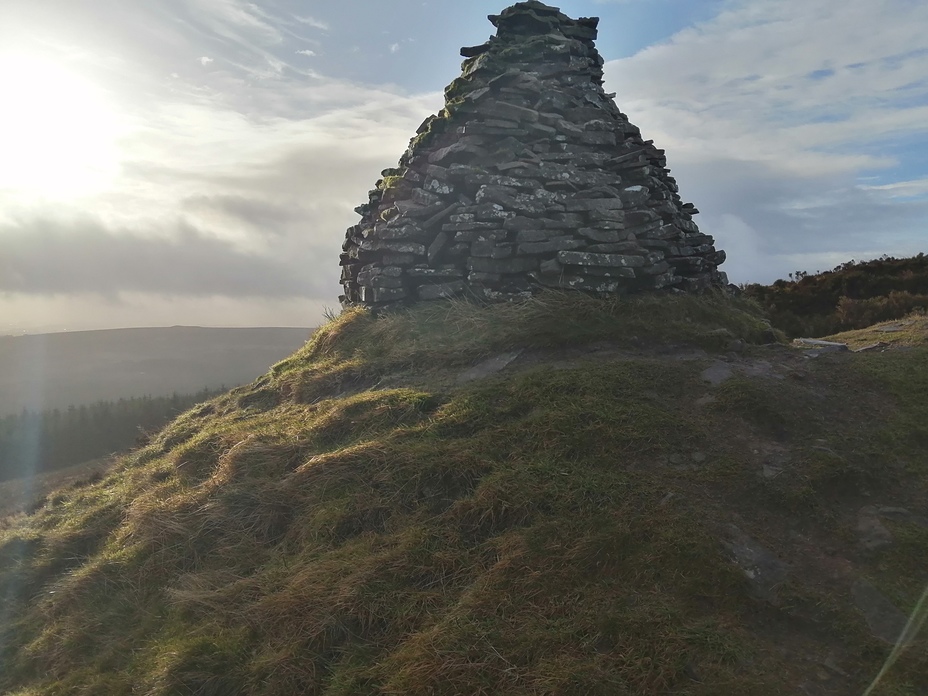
(0, 53, 126, 200)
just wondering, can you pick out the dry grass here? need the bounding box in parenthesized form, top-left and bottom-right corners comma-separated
(0, 458, 113, 518)
(1, 292, 926, 695)
(825, 311, 928, 349)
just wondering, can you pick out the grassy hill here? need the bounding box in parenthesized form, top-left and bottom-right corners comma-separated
(742, 253, 928, 338)
(1, 293, 927, 695)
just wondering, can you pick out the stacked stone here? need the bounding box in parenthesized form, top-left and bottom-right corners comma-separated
(339, 0, 727, 307)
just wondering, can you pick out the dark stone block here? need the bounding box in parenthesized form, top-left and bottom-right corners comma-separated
(428, 141, 489, 165)
(362, 286, 407, 303)
(442, 221, 503, 232)
(516, 228, 563, 242)
(461, 43, 491, 58)
(503, 215, 542, 231)
(406, 266, 463, 280)
(579, 131, 617, 147)
(467, 256, 539, 274)
(646, 271, 681, 289)
(476, 100, 540, 123)
(453, 228, 508, 243)
(577, 228, 625, 243)
(362, 240, 427, 256)
(466, 174, 539, 191)
(518, 237, 585, 254)
(467, 271, 502, 283)
(418, 281, 466, 300)
(371, 275, 404, 288)
(474, 203, 517, 222)
(584, 242, 647, 254)
(637, 261, 672, 276)
(623, 210, 659, 226)
(379, 223, 427, 240)
(564, 197, 623, 212)
(411, 188, 444, 206)
(589, 210, 635, 224)
(427, 232, 451, 264)
(530, 272, 624, 293)
(463, 125, 530, 137)
(564, 265, 637, 279)
(558, 251, 645, 268)
(472, 240, 513, 258)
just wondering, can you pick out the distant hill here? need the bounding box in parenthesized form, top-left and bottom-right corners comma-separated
(742, 253, 928, 337)
(0, 326, 313, 417)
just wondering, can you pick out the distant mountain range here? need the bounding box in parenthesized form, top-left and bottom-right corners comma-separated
(0, 326, 313, 417)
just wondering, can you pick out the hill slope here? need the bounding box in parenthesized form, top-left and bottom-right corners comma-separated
(742, 253, 928, 338)
(0, 326, 313, 417)
(1, 294, 926, 695)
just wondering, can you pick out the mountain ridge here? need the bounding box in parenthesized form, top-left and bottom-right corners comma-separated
(0, 326, 313, 417)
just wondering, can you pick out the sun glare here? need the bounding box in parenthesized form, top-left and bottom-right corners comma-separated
(0, 53, 126, 200)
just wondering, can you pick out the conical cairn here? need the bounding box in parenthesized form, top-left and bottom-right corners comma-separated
(339, 0, 727, 307)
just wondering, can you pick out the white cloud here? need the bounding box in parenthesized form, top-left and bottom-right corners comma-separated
(0, 65, 441, 329)
(190, 0, 284, 44)
(859, 178, 928, 200)
(3, 0, 925, 331)
(602, 0, 928, 280)
(295, 49, 316, 57)
(199, 56, 214, 65)
(294, 15, 329, 31)
(389, 43, 401, 54)
(605, 0, 928, 175)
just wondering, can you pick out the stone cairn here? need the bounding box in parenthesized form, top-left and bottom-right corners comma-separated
(339, 0, 727, 307)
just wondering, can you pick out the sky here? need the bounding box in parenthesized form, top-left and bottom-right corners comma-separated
(0, 0, 925, 334)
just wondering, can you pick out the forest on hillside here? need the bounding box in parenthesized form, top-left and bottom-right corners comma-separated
(0, 388, 225, 482)
(742, 253, 928, 337)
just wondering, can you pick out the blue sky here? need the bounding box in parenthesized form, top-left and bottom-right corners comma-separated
(0, 0, 925, 332)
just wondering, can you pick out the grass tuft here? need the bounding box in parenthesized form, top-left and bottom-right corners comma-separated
(1, 292, 927, 694)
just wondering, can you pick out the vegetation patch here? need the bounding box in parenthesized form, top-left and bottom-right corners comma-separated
(743, 253, 928, 337)
(1, 293, 927, 694)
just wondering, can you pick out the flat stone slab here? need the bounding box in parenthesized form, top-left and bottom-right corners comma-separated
(851, 578, 911, 645)
(457, 350, 524, 384)
(876, 323, 914, 333)
(723, 524, 789, 602)
(701, 361, 733, 386)
(857, 506, 894, 550)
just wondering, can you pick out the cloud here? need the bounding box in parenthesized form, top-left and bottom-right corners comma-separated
(603, 0, 928, 281)
(389, 43, 401, 54)
(0, 0, 434, 330)
(606, 0, 928, 173)
(674, 158, 928, 283)
(187, 0, 285, 45)
(859, 178, 928, 200)
(294, 15, 329, 32)
(0, 215, 316, 297)
(4, 0, 925, 333)
(0, 77, 439, 310)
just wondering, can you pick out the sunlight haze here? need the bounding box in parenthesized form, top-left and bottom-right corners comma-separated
(0, 0, 925, 333)
(0, 53, 126, 200)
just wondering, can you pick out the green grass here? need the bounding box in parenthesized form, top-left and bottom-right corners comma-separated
(1, 292, 927, 694)
(825, 312, 928, 349)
